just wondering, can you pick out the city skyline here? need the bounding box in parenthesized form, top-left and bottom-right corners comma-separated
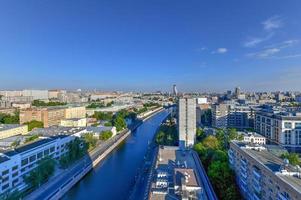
(1, 0, 301, 92)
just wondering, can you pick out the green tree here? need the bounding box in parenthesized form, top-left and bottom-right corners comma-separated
(202, 135, 220, 150)
(24, 157, 55, 189)
(112, 115, 126, 131)
(196, 128, 205, 142)
(99, 131, 113, 141)
(24, 120, 44, 131)
(82, 133, 98, 151)
(281, 153, 300, 166)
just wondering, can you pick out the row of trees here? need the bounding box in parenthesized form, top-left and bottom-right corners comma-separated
(32, 100, 66, 107)
(99, 130, 113, 141)
(86, 101, 114, 109)
(194, 128, 242, 200)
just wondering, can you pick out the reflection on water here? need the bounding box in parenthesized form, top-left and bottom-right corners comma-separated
(63, 110, 169, 200)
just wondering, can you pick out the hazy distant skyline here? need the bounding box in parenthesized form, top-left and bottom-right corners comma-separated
(0, 0, 301, 92)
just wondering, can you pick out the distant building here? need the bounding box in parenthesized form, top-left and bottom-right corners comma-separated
(229, 141, 301, 200)
(234, 87, 241, 98)
(212, 103, 254, 130)
(173, 84, 178, 96)
(22, 90, 48, 100)
(0, 124, 28, 140)
(64, 106, 86, 119)
(178, 98, 196, 148)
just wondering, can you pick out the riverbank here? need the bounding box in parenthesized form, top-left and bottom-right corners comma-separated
(24, 107, 165, 200)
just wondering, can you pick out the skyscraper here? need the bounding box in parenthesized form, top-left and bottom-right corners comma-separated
(172, 84, 178, 96)
(178, 98, 196, 149)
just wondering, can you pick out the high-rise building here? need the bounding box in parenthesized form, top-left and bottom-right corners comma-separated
(235, 87, 241, 98)
(173, 84, 178, 96)
(178, 98, 196, 148)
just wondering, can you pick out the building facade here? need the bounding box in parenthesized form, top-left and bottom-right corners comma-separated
(229, 141, 301, 200)
(0, 125, 28, 140)
(255, 110, 301, 147)
(178, 98, 196, 148)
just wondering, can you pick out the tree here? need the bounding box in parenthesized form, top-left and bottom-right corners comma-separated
(24, 157, 55, 189)
(112, 114, 126, 131)
(82, 133, 98, 151)
(202, 135, 219, 150)
(24, 120, 44, 131)
(196, 128, 205, 142)
(193, 142, 207, 158)
(99, 131, 113, 141)
(93, 112, 113, 121)
(281, 153, 300, 166)
(0, 112, 19, 124)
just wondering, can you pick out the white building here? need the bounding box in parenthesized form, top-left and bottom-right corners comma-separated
(255, 110, 301, 147)
(22, 90, 49, 100)
(238, 131, 266, 145)
(178, 98, 196, 149)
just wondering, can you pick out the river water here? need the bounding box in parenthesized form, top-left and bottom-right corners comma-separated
(63, 109, 169, 200)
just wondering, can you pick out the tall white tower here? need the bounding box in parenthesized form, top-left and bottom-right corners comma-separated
(178, 98, 196, 149)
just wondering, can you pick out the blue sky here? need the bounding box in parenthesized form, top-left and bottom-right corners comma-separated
(0, 0, 301, 92)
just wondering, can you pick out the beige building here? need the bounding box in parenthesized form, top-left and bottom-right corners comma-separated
(60, 118, 87, 127)
(64, 106, 86, 119)
(0, 124, 28, 139)
(229, 141, 301, 200)
(20, 107, 65, 128)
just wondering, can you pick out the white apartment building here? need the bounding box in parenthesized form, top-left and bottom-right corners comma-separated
(238, 131, 266, 145)
(0, 128, 85, 194)
(178, 98, 196, 149)
(255, 110, 301, 147)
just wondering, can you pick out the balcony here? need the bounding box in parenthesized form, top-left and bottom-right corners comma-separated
(253, 192, 261, 200)
(253, 181, 261, 193)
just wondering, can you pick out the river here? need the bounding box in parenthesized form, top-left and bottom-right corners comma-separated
(63, 109, 170, 200)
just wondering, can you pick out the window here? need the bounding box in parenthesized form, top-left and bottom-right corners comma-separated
(2, 184, 9, 191)
(2, 169, 9, 176)
(295, 122, 301, 129)
(29, 155, 36, 163)
(37, 152, 43, 159)
(284, 122, 292, 129)
(2, 176, 9, 182)
(12, 165, 18, 171)
(21, 158, 28, 166)
(50, 146, 55, 153)
(44, 149, 49, 155)
(12, 172, 18, 178)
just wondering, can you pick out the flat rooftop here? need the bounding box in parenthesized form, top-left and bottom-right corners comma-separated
(150, 146, 205, 200)
(233, 141, 301, 194)
(30, 126, 85, 137)
(0, 124, 26, 132)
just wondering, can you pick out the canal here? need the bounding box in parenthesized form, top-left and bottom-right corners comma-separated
(63, 109, 170, 200)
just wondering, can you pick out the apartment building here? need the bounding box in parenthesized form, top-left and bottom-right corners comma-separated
(0, 127, 85, 194)
(212, 103, 254, 130)
(20, 107, 65, 128)
(239, 131, 266, 145)
(0, 125, 28, 140)
(64, 106, 86, 119)
(255, 110, 301, 147)
(178, 98, 196, 149)
(228, 141, 301, 200)
(212, 103, 229, 128)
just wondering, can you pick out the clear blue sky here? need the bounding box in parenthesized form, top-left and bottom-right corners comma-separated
(0, 0, 301, 92)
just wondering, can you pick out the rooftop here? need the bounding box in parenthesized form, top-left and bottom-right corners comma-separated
(0, 124, 26, 132)
(232, 141, 301, 193)
(29, 126, 85, 137)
